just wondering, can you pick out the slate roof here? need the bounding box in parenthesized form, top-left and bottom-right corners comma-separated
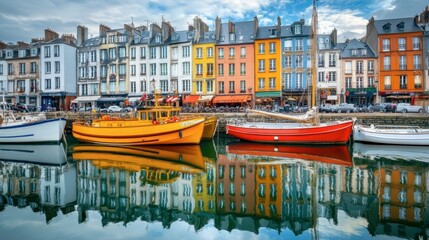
(373, 17, 422, 34)
(216, 20, 255, 45)
(340, 38, 376, 58)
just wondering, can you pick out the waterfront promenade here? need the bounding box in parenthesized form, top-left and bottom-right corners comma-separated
(40, 111, 429, 133)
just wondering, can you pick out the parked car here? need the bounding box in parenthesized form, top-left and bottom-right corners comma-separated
(319, 104, 335, 113)
(385, 103, 397, 112)
(107, 105, 123, 113)
(123, 106, 133, 112)
(395, 103, 423, 113)
(368, 103, 388, 112)
(336, 103, 357, 113)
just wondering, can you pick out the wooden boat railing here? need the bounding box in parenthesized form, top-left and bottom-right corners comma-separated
(372, 124, 421, 129)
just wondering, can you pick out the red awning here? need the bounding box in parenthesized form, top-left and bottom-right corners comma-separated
(166, 97, 179, 103)
(213, 95, 251, 104)
(183, 95, 200, 103)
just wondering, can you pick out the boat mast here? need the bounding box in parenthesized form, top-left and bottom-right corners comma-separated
(311, 0, 318, 108)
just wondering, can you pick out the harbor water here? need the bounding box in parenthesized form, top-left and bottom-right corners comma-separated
(0, 134, 428, 240)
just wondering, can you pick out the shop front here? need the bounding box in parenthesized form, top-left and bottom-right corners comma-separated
(345, 88, 376, 106)
(97, 94, 127, 108)
(41, 92, 68, 111)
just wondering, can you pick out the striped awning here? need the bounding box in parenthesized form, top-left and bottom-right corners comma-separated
(213, 95, 251, 104)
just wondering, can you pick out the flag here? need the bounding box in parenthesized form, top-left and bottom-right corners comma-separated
(141, 93, 147, 101)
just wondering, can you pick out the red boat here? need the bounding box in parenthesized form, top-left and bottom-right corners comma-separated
(226, 119, 353, 144)
(226, 142, 352, 166)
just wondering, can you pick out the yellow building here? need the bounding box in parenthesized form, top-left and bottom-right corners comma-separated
(254, 23, 282, 108)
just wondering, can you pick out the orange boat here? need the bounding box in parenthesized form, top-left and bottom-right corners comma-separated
(226, 142, 352, 166)
(201, 115, 218, 140)
(72, 104, 205, 145)
(72, 144, 206, 174)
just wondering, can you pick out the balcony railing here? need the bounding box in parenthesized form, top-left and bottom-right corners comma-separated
(415, 83, 422, 88)
(399, 65, 407, 70)
(385, 85, 391, 90)
(400, 84, 407, 89)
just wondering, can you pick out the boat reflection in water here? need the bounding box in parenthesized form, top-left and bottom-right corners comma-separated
(0, 138, 428, 240)
(0, 143, 77, 223)
(353, 142, 429, 163)
(226, 141, 352, 166)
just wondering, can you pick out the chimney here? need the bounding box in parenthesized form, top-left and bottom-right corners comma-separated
(44, 28, 59, 41)
(228, 21, 235, 33)
(330, 28, 337, 45)
(17, 41, 29, 47)
(62, 34, 76, 45)
(77, 25, 88, 46)
(254, 16, 259, 36)
(161, 21, 174, 42)
(31, 38, 44, 43)
(277, 16, 281, 36)
(99, 24, 111, 35)
(0, 41, 7, 49)
(215, 16, 221, 41)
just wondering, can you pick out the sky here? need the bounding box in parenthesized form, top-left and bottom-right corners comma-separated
(0, 0, 428, 44)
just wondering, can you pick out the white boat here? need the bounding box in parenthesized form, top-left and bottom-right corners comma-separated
(353, 142, 429, 163)
(0, 143, 67, 165)
(353, 124, 429, 146)
(0, 112, 67, 143)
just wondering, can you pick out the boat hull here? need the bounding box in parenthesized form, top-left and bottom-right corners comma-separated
(353, 125, 429, 145)
(353, 142, 429, 163)
(226, 120, 353, 144)
(0, 143, 67, 165)
(72, 117, 205, 145)
(0, 118, 66, 143)
(202, 115, 218, 140)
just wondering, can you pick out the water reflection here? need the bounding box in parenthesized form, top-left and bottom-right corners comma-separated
(0, 143, 76, 223)
(0, 139, 427, 240)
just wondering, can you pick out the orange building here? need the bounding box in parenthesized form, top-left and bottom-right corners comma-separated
(212, 18, 256, 107)
(364, 17, 424, 104)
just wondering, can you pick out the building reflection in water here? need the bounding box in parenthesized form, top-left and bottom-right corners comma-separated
(0, 143, 77, 223)
(0, 140, 427, 239)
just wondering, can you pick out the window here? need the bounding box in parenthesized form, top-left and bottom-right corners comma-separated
(296, 73, 303, 89)
(382, 39, 390, 51)
(357, 77, 363, 88)
(269, 42, 276, 53)
(44, 46, 51, 58)
(55, 61, 60, 73)
(8, 63, 13, 75)
(414, 55, 421, 70)
(328, 53, 336, 67)
(296, 55, 303, 68)
(19, 63, 26, 75)
(296, 39, 303, 51)
(285, 56, 292, 68)
(0, 64, 4, 75)
(196, 81, 202, 92)
(55, 77, 60, 89)
(131, 65, 136, 76)
(269, 59, 276, 71)
(399, 56, 406, 70)
(218, 64, 224, 76)
(160, 63, 168, 76)
(149, 47, 156, 59)
(346, 77, 352, 88)
(356, 61, 363, 74)
(240, 47, 246, 57)
(240, 63, 246, 75)
(196, 64, 203, 76)
(400, 75, 407, 89)
(318, 54, 325, 67)
(109, 48, 116, 59)
(130, 47, 136, 59)
(284, 40, 292, 51)
(384, 56, 391, 70)
(182, 46, 190, 57)
(160, 46, 167, 59)
(398, 38, 406, 51)
(258, 78, 265, 89)
(150, 63, 156, 75)
(218, 81, 224, 93)
(345, 62, 352, 74)
(229, 63, 235, 75)
(182, 62, 190, 75)
(140, 80, 146, 92)
(207, 47, 213, 57)
(269, 77, 275, 89)
(218, 48, 224, 58)
(229, 81, 235, 93)
(284, 73, 292, 89)
(415, 75, 422, 88)
(45, 62, 51, 73)
(368, 61, 374, 73)
(207, 80, 214, 92)
(258, 60, 265, 72)
(182, 79, 191, 92)
(45, 78, 51, 89)
(413, 37, 420, 50)
(384, 76, 391, 89)
(196, 48, 202, 58)
(160, 80, 168, 92)
(207, 63, 214, 76)
(240, 80, 245, 92)
(368, 77, 374, 87)
(229, 47, 235, 58)
(328, 71, 336, 82)
(91, 50, 97, 62)
(258, 43, 265, 54)
(140, 47, 146, 59)
(140, 64, 146, 75)
(318, 72, 325, 82)
(54, 45, 60, 57)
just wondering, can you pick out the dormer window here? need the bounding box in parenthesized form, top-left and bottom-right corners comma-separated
(31, 48, 38, 56)
(5, 50, 13, 58)
(382, 23, 391, 32)
(155, 35, 161, 43)
(187, 32, 193, 40)
(18, 49, 26, 58)
(269, 29, 277, 36)
(397, 22, 405, 31)
(361, 49, 367, 55)
(230, 33, 235, 42)
(294, 25, 302, 35)
(351, 49, 357, 55)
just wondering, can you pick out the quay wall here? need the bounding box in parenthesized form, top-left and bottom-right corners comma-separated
(48, 111, 429, 134)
